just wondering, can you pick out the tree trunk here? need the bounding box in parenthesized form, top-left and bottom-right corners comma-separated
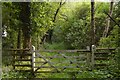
(103, 1, 114, 37)
(17, 27, 21, 49)
(45, 2, 66, 44)
(91, 0, 95, 47)
(19, 2, 31, 49)
(45, 29, 53, 43)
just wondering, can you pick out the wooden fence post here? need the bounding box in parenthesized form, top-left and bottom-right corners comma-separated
(31, 45, 35, 73)
(86, 46, 90, 69)
(91, 45, 96, 70)
(12, 50, 15, 70)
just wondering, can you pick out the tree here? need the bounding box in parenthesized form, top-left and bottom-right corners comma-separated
(11, 2, 22, 49)
(94, 3, 109, 45)
(103, 0, 114, 37)
(91, 0, 95, 47)
(114, 1, 120, 71)
(30, 2, 59, 48)
(19, 2, 31, 49)
(43, 1, 66, 44)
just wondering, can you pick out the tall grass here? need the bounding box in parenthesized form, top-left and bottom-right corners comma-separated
(44, 42, 66, 50)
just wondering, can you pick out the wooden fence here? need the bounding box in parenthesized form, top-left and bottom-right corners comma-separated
(5, 46, 116, 74)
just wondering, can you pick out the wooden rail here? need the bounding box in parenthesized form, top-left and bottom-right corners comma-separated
(35, 71, 82, 73)
(94, 64, 108, 66)
(35, 49, 90, 53)
(13, 53, 32, 56)
(14, 59, 32, 61)
(94, 57, 108, 60)
(5, 49, 30, 51)
(34, 56, 86, 59)
(14, 65, 32, 67)
(96, 48, 116, 50)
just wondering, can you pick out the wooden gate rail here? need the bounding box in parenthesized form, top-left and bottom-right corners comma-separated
(34, 49, 90, 53)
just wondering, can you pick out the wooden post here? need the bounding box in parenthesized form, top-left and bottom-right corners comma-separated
(118, 26, 120, 70)
(86, 46, 90, 69)
(12, 51, 15, 69)
(91, 45, 96, 70)
(31, 45, 35, 73)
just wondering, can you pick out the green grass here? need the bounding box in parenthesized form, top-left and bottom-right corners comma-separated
(44, 42, 66, 50)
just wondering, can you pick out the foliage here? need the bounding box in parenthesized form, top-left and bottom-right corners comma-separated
(2, 70, 33, 78)
(33, 70, 115, 78)
(94, 3, 109, 44)
(98, 2, 120, 48)
(53, 3, 110, 49)
(2, 2, 20, 48)
(2, 2, 61, 48)
(76, 70, 113, 78)
(30, 2, 54, 36)
(2, 1, 120, 79)
(53, 3, 90, 49)
(99, 26, 118, 47)
(63, 19, 90, 49)
(30, 2, 64, 48)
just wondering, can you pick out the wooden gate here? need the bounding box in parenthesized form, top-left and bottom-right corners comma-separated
(7, 47, 116, 74)
(32, 49, 91, 73)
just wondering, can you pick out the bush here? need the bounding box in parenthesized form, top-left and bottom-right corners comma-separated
(99, 26, 119, 48)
